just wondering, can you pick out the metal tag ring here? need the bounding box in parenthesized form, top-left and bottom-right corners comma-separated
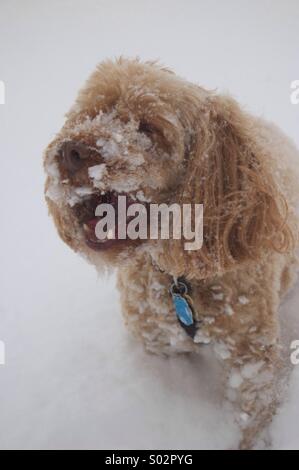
(170, 281, 188, 296)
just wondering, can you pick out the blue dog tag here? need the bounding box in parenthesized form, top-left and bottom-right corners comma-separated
(172, 293, 194, 326)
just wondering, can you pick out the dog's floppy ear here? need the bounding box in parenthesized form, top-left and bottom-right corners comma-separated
(159, 95, 297, 279)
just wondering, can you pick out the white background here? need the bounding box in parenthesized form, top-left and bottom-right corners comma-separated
(0, 0, 299, 449)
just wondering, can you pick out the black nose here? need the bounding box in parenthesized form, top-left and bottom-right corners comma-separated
(61, 141, 90, 173)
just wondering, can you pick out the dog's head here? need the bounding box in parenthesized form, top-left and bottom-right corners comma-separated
(44, 58, 297, 278)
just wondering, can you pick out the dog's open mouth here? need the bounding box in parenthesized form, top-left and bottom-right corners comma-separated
(73, 191, 144, 251)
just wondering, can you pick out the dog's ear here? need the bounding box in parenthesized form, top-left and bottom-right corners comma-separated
(157, 95, 298, 279)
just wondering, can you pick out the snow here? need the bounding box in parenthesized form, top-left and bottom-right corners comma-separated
(214, 342, 231, 360)
(0, 0, 299, 450)
(238, 295, 250, 305)
(212, 292, 224, 301)
(229, 370, 244, 389)
(224, 304, 234, 316)
(193, 331, 211, 345)
(240, 412, 250, 423)
(88, 164, 107, 182)
(96, 138, 120, 160)
(73, 186, 95, 197)
(136, 190, 151, 203)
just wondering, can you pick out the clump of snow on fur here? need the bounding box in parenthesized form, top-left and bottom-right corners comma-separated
(204, 316, 215, 325)
(151, 281, 166, 292)
(240, 412, 250, 422)
(66, 193, 80, 207)
(96, 138, 119, 160)
(136, 190, 151, 202)
(84, 110, 152, 169)
(74, 186, 94, 197)
(45, 181, 62, 204)
(67, 186, 96, 207)
(210, 284, 222, 292)
(214, 341, 231, 360)
(249, 326, 257, 333)
(212, 292, 224, 301)
(224, 304, 234, 316)
(238, 295, 249, 305)
(61, 110, 166, 193)
(112, 132, 123, 143)
(194, 330, 211, 344)
(44, 145, 64, 205)
(229, 370, 244, 389)
(88, 164, 107, 182)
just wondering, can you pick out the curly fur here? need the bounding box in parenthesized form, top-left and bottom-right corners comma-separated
(44, 57, 299, 449)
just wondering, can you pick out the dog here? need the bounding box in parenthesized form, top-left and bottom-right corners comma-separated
(44, 57, 299, 449)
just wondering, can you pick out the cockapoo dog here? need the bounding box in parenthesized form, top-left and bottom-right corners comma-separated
(44, 58, 299, 449)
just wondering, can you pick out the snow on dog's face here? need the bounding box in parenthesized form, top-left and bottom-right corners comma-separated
(44, 59, 196, 266)
(44, 58, 296, 277)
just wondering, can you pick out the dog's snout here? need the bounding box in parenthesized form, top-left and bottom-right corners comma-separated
(61, 141, 90, 173)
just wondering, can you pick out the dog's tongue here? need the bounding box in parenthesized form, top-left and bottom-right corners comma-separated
(84, 216, 120, 242)
(82, 193, 149, 247)
(85, 218, 98, 231)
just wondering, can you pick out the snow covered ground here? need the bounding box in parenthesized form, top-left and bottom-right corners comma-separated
(0, 0, 299, 449)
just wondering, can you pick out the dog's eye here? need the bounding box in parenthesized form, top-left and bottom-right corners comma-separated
(138, 121, 156, 135)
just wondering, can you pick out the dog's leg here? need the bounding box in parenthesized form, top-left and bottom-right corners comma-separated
(221, 339, 283, 449)
(210, 253, 296, 449)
